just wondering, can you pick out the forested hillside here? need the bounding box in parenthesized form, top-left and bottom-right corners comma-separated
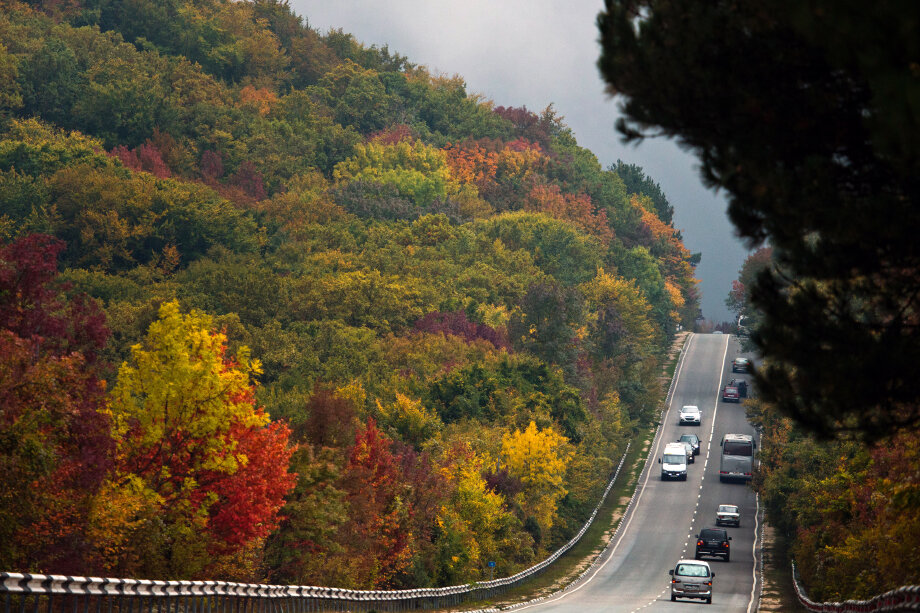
(0, 0, 698, 588)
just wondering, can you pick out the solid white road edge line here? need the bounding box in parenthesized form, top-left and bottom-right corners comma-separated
(747, 492, 761, 613)
(512, 333, 698, 611)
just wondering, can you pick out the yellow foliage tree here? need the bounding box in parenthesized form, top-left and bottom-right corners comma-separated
(97, 301, 294, 578)
(334, 140, 473, 206)
(582, 269, 658, 352)
(501, 421, 572, 534)
(376, 392, 442, 447)
(435, 444, 515, 582)
(107, 301, 266, 479)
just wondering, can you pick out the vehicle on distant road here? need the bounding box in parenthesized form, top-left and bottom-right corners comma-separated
(679, 440, 695, 463)
(678, 433, 701, 456)
(732, 357, 750, 372)
(721, 384, 740, 402)
(659, 442, 689, 480)
(719, 433, 756, 482)
(735, 379, 748, 398)
(679, 405, 701, 425)
(695, 527, 732, 562)
(715, 504, 741, 527)
(669, 559, 715, 603)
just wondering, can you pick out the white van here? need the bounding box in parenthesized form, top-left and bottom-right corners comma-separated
(659, 442, 689, 480)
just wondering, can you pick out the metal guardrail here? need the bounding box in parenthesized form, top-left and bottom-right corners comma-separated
(792, 562, 920, 612)
(0, 445, 631, 613)
(464, 332, 693, 613)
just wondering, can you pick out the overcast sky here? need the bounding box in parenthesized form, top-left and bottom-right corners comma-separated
(290, 0, 750, 322)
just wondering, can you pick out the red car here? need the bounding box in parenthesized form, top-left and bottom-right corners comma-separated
(721, 385, 740, 402)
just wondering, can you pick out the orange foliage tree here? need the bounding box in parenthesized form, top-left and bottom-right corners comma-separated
(524, 184, 614, 245)
(98, 301, 295, 579)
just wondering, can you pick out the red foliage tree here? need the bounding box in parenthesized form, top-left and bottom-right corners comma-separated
(414, 310, 510, 350)
(231, 161, 267, 201)
(337, 419, 414, 587)
(0, 234, 108, 361)
(298, 384, 357, 448)
(109, 142, 171, 178)
(368, 124, 415, 145)
(493, 106, 554, 149)
(205, 417, 297, 552)
(0, 234, 112, 573)
(394, 442, 448, 545)
(200, 150, 224, 180)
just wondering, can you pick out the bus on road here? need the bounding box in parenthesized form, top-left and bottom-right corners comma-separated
(719, 433, 756, 482)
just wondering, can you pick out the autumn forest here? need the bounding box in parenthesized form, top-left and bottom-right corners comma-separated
(0, 0, 700, 588)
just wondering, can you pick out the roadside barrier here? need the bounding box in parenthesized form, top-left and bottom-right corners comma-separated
(0, 445, 630, 613)
(792, 562, 920, 612)
(463, 331, 694, 613)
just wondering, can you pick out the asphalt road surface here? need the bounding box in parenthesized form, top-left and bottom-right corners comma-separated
(519, 333, 761, 613)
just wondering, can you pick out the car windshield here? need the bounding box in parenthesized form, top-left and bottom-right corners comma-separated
(682, 407, 699, 414)
(676, 563, 709, 577)
(718, 505, 738, 513)
(680, 435, 698, 444)
(700, 529, 725, 540)
(663, 454, 684, 464)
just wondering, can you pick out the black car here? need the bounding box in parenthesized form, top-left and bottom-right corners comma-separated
(678, 433, 701, 456)
(727, 378, 748, 398)
(695, 528, 732, 561)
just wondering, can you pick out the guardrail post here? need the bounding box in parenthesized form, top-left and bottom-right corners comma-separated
(0, 447, 637, 613)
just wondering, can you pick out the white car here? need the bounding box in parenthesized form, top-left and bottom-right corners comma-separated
(716, 504, 741, 527)
(679, 405, 701, 425)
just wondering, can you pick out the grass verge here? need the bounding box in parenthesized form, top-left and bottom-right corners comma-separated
(759, 525, 810, 612)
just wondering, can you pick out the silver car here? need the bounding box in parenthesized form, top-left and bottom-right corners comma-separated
(669, 559, 715, 603)
(679, 405, 701, 425)
(716, 504, 741, 527)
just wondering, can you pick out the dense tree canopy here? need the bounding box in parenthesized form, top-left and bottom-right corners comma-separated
(598, 0, 920, 441)
(749, 396, 920, 600)
(0, 0, 699, 585)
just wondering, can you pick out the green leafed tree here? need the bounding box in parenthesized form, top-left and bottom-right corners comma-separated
(598, 0, 920, 440)
(611, 160, 673, 224)
(0, 42, 22, 121)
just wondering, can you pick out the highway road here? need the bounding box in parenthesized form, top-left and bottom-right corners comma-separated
(520, 332, 761, 612)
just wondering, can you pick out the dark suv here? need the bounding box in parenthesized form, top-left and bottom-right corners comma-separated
(695, 528, 732, 561)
